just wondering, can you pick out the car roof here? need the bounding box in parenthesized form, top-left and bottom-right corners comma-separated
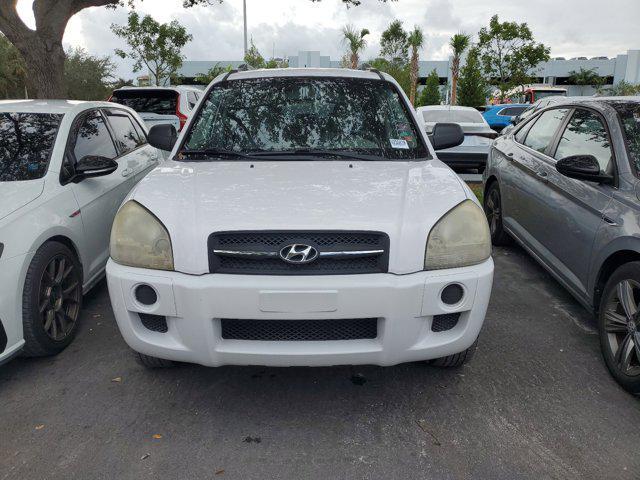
(0, 99, 116, 115)
(417, 105, 478, 111)
(222, 68, 390, 83)
(113, 86, 202, 93)
(486, 104, 530, 109)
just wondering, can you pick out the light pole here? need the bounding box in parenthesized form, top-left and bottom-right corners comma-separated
(243, 0, 248, 56)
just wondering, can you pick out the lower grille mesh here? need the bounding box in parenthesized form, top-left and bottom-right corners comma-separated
(139, 313, 168, 333)
(431, 313, 460, 332)
(221, 318, 378, 341)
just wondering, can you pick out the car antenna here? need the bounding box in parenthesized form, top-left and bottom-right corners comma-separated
(221, 69, 237, 82)
(366, 68, 386, 82)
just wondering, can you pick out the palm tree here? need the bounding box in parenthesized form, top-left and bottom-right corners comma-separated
(449, 33, 470, 105)
(407, 27, 424, 106)
(342, 25, 370, 69)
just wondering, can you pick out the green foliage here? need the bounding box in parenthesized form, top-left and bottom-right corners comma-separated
(407, 26, 424, 105)
(64, 47, 116, 101)
(477, 15, 550, 101)
(342, 25, 369, 69)
(368, 58, 411, 96)
(243, 40, 288, 69)
(417, 69, 441, 106)
(380, 20, 409, 65)
(457, 48, 488, 108)
(195, 63, 233, 84)
(111, 11, 192, 86)
(0, 34, 27, 98)
(598, 81, 640, 96)
(568, 67, 604, 95)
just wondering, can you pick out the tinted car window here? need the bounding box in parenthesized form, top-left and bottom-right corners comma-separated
(110, 89, 178, 116)
(608, 101, 640, 175)
(184, 77, 429, 160)
(73, 112, 117, 162)
(105, 110, 144, 153)
(522, 108, 569, 154)
(498, 106, 528, 117)
(554, 108, 613, 172)
(0, 112, 62, 181)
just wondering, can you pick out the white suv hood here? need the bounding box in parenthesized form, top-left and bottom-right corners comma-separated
(0, 179, 45, 221)
(131, 160, 468, 275)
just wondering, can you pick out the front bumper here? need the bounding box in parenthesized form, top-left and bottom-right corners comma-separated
(106, 258, 494, 367)
(0, 253, 28, 363)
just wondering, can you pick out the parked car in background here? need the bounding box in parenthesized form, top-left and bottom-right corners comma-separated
(418, 105, 497, 172)
(107, 68, 494, 370)
(483, 96, 640, 394)
(482, 104, 531, 131)
(0, 100, 160, 364)
(522, 86, 567, 104)
(514, 96, 573, 126)
(109, 86, 203, 131)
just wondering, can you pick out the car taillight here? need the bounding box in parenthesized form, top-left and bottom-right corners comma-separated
(176, 95, 187, 131)
(106, 94, 113, 102)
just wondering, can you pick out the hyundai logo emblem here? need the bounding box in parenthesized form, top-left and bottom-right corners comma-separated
(279, 244, 319, 264)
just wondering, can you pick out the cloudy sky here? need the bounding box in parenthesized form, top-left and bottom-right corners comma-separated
(16, 0, 640, 79)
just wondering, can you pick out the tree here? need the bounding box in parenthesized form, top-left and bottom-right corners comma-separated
(380, 20, 409, 66)
(407, 27, 424, 106)
(598, 81, 640, 97)
(341, 25, 369, 69)
(64, 47, 115, 100)
(0, 0, 391, 99)
(417, 69, 441, 106)
(369, 58, 411, 96)
(243, 40, 287, 69)
(195, 63, 233, 84)
(477, 15, 550, 102)
(568, 68, 604, 96)
(0, 33, 27, 98)
(457, 48, 488, 108)
(449, 33, 470, 106)
(111, 12, 192, 86)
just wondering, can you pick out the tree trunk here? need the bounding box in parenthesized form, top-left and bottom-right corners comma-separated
(409, 50, 418, 106)
(17, 35, 66, 98)
(350, 52, 358, 70)
(451, 76, 458, 106)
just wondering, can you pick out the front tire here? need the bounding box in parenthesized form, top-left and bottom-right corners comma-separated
(21, 241, 83, 357)
(431, 337, 479, 368)
(483, 182, 512, 246)
(598, 263, 640, 395)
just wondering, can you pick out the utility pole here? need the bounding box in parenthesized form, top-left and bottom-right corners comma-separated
(243, 0, 248, 56)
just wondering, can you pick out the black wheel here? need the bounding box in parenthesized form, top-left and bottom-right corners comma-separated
(135, 352, 175, 368)
(598, 262, 640, 395)
(22, 241, 82, 357)
(483, 182, 512, 246)
(431, 337, 478, 368)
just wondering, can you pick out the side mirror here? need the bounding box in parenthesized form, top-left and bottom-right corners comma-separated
(556, 155, 613, 184)
(429, 123, 464, 150)
(148, 124, 177, 151)
(73, 155, 118, 183)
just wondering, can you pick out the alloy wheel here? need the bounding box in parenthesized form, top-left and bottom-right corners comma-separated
(38, 254, 81, 341)
(603, 279, 640, 377)
(485, 188, 501, 236)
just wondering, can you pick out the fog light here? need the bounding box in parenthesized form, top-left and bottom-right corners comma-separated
(135, 284, 157, 306)
(441, 284, 464, 305)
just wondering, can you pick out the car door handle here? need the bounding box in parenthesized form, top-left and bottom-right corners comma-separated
(121, 167, 133, 177)
(537, 170, 548, 179)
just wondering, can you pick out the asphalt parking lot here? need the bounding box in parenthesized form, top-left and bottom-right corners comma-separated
(1, 246, 639, 480)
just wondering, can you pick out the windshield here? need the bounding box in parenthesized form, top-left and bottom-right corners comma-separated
(0, 112, 62, 182)
(610, 101, 640, 174)
(110, 89, 178, 116)
(182, 77, 428, 160)
(421, 109, 484, 124)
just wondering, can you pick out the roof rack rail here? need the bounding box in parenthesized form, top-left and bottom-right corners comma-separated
(221, 69, 237, 82)
(368, 68, 386, 81)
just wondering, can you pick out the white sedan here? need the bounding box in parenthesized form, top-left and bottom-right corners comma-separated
(0, 100, 160, 364)
(107, 68, 494, 369)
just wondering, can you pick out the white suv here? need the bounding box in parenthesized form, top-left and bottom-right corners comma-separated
(106, 69, 494, 369)
(0, 100, 160, 363)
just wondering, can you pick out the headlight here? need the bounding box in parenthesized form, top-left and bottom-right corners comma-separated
(110, 201, 174, 271)
(424, 200, 491, 270)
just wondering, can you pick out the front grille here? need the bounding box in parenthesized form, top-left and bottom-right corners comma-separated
(221, 318, 378, 341)
(431, 313, 460, 332)
(208, 231, 389, 275)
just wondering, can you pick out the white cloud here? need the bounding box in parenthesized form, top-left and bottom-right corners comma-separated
(15, 0, 640, 79)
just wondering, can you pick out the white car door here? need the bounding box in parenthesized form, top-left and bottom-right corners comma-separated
(62, 109, 138, 283)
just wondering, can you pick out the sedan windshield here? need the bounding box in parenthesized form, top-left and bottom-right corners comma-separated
(182, 77, 428, 160)
(0, 112, 62, 182)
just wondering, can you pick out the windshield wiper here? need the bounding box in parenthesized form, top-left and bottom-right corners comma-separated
(178, 149, 256, 160)
(248, 149, 386, 161)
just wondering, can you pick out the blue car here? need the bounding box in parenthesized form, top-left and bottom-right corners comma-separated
(482, 104, 530, 131)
